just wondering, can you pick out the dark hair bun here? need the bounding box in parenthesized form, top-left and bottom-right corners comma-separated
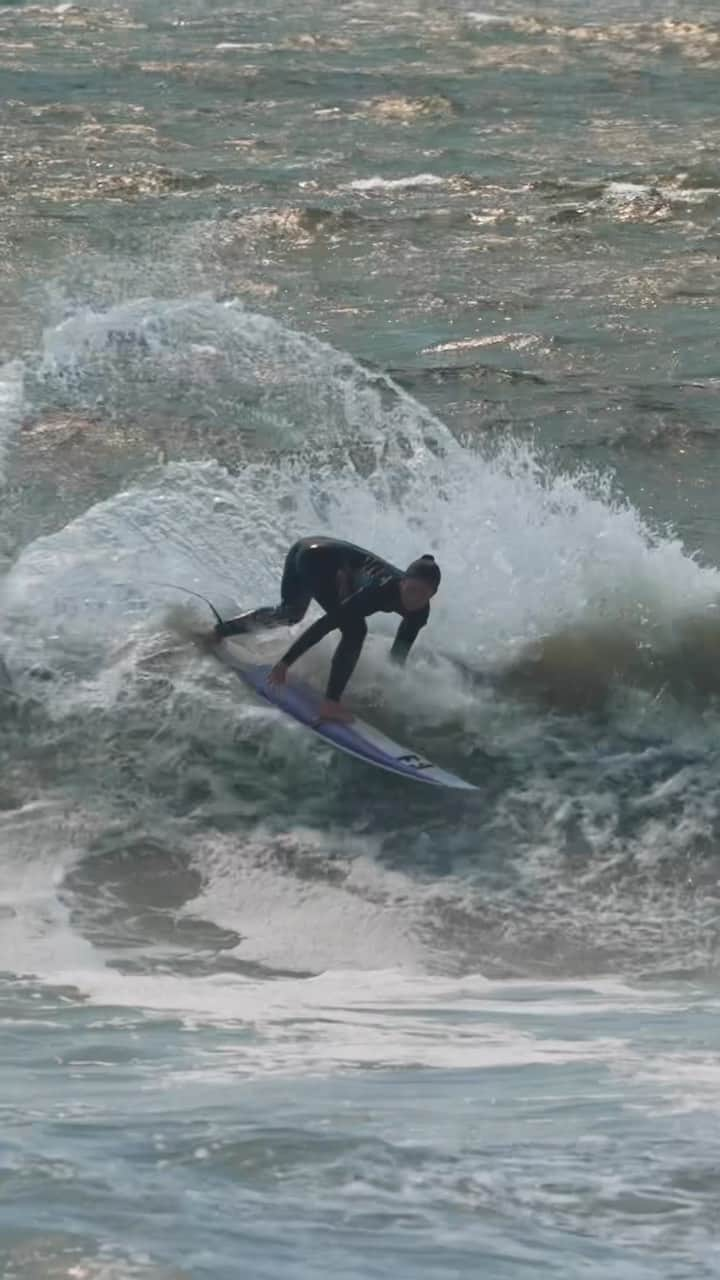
(405, 555, 441, 590)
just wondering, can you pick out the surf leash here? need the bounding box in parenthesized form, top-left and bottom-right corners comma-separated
(149, 581, 225, 628)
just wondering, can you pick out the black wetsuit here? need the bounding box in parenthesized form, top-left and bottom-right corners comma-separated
(220, 537, 430, 701)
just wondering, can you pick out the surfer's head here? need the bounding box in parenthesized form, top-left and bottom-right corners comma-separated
(401, 555, 441, 611)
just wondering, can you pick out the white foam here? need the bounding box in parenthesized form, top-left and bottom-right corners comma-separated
(215, 42, 273, 51)
(33, 294, 448, 456)
(618, 1048, 720, 1114)
(39, 961, 643, 1078)
(466, 11, 508, 25)
(183, 827, 425, 972)
(348, 174, 446, 193)
(0, 801, 103, 978)
(604, 181, 656, 201)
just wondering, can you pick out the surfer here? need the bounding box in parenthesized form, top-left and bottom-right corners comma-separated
(214, 537, 441, 722)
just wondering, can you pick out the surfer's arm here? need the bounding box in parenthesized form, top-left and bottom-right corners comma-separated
(281, 612, 337, 667)
(281, 588, 380, 696)
(390, 606, 429, 665)
(325, 619, 367, 701)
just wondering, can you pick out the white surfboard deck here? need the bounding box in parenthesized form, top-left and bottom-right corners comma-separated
(214, 643, 477, 791)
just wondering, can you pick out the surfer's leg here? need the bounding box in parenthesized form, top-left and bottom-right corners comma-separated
(216, 542, 312, 637)
(277, 542, 314, 622)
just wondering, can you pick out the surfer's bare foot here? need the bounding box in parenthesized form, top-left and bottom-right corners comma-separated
(268, 661, 289, 686)
(318, 698, 353, 723)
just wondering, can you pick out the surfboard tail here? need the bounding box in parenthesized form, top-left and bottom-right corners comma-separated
(216, 606, 289, 638)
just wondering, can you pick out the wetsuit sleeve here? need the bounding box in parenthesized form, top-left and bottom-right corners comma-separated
(281, 612, 338, 667)
(390, 606, 429, 665)
(280, 584, 384, 671)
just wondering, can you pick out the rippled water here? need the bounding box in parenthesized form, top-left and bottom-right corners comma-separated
(2, 2, 720, 1277)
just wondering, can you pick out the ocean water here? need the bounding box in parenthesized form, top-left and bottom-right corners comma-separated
(2, 1, 720, 1276)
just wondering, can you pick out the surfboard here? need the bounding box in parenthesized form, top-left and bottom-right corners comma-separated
(215, 644, 477, 791)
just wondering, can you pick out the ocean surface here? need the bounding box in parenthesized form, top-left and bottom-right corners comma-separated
(2, 1, 720, 1276)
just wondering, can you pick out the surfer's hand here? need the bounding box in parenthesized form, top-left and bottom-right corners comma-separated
(268, 661, 288, 686)
(318, 698, 353, 724)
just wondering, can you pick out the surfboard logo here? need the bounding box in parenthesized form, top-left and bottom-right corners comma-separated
(395, 752, 433, 771)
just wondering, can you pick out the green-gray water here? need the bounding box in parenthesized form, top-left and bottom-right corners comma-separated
(2, 3, 720, 1277)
